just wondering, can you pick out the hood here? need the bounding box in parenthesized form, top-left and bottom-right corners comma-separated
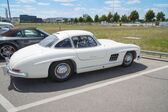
(9, 44, 44, 68)
(98, 39, 125, 47)
(98, 39, 140, 50)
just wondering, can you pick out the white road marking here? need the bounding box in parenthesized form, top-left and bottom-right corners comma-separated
(0, 65, 5, 68)
(6, 65, 167, 112)
(0, 94, 17, 112)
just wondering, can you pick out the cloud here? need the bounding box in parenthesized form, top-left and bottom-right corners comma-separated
(61, 3, 74, 6)
(53, 0, 76, 3)
(74, 7, 86, 11)
(127, 0, 141, 4)
(54, 0, 76, 7)
(104, 0, 122, 8)
(16, 0, 36, 3)
(155, 3, 168, 8)
(37, 2, 50, 6)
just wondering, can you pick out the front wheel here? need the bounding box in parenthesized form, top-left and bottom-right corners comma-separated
(49, 61, 74, 82)
(122, 52, 134, 67)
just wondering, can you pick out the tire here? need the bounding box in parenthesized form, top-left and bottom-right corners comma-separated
(122, 52, 134, 67)
(49, 60, 74, 82)
(0, 44, 17, 59)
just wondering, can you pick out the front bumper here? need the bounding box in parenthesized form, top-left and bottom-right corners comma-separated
(3, 58, 28, 78)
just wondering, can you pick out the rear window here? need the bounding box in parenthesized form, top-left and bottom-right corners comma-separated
(0, 29, 18, 37)
(39, 35, 58, 47)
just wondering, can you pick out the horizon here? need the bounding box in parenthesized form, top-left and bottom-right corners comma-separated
(0, 0, 168, 19)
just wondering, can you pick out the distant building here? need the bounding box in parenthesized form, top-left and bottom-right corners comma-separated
(44, 17, 65, 23)
(20, 15, 43, 23)
(12, 17, 20, 23)
(0, 16, 10, 22)
(159, 22, 168, 27)
(36, 18, 43, 23)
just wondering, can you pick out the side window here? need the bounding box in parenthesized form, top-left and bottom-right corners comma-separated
(16, 31, 22, 37)
(55, 38, 72, 48)
(23, 29, 40, 37)
(72, 36, 97, 48)
(87, 36, 97, 47)
(39, 33, 45, 37)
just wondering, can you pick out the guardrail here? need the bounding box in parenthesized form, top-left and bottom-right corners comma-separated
(141, 50, 168, 58)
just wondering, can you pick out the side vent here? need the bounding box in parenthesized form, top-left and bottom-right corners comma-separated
(110, 54, 119, 61)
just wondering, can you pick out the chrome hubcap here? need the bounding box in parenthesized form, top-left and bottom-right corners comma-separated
(54, 63, 71, 79)
(0, 45, 16, 58)
(124, 53, 133, 65)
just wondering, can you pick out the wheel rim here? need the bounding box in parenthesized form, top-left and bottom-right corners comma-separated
(54, 63, 71, 79)
(0, 45, 16, 58)
(124, 53, 133, 65)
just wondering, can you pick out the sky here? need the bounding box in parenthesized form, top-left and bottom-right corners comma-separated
(0, 0, 168, 19)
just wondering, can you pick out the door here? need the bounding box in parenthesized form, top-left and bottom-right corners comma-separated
(18, 29, 45, 47)
(72, 36, 107, 68)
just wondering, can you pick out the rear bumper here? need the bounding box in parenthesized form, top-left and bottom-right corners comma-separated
(3, 58, 28, 78)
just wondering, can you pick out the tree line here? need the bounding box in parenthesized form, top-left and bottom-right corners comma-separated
(70, 10, 166, 23)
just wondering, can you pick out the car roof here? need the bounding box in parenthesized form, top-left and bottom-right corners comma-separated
(0, 27, 37, 37)
(0, 22, 14, 28)
(53, 30, 94, 39)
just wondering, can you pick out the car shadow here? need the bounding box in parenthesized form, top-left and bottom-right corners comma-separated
(9, 62, 147, 93)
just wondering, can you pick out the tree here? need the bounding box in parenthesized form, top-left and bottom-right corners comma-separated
(107, 12, 113, 23)
(166, 18, 168, 22)
(129, 10, 139, 22)
(74, 18, 78, 23)
(63, 18, 68, 23)
(94, 15, 99, 22)
(113, 12, 120, 22)
(156, 12, 165, 21)
(100, 15, 107, 21)
(78, 17, 84, 23)
(70, 18, 74, 23)
(121, 15, 128, 23)
(86, 16, 93, 23)
(145, 10, 155, 22)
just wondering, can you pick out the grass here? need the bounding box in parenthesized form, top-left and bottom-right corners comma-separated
(15, 23, 168, 52)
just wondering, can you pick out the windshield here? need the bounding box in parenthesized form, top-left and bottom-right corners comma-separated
(39, 35, 58, 47)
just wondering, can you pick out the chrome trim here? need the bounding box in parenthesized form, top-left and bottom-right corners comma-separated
(3, 64, 28, 78)
(78, 61, 122, 69)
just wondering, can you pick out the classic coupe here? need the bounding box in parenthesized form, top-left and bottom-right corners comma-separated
(4, 30, 140, 81)
(0, 28, 49, 59)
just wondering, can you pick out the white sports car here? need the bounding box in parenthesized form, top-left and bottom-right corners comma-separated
(4, 30, 140, 81)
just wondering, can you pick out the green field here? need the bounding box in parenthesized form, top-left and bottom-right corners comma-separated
(15, 23, 168, 52)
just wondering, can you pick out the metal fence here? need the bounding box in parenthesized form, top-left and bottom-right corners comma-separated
(141, 50, 168, 59)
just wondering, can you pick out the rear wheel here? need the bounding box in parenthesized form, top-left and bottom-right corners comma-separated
(0, 44, 17, 59)
(122, 52, 134, 67)
(49, 61, 74, 82)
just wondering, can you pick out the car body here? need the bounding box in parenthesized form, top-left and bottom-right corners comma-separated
(0, 22, 14, 34)
(0, 28, 49, 59)
(4, 30, 140, 81)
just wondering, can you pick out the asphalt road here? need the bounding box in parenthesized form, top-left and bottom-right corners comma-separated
(0, 59, 168, 112)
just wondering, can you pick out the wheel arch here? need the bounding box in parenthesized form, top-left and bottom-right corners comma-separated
(127, 50, 137, 59)
(48, 59, 77, 74)
(0, 41, 19, 50)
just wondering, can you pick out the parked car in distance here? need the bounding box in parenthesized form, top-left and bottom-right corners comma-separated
(4, 30, 140, 82)
(0, 22, 14, 34)
(0, 27, 49, 59)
